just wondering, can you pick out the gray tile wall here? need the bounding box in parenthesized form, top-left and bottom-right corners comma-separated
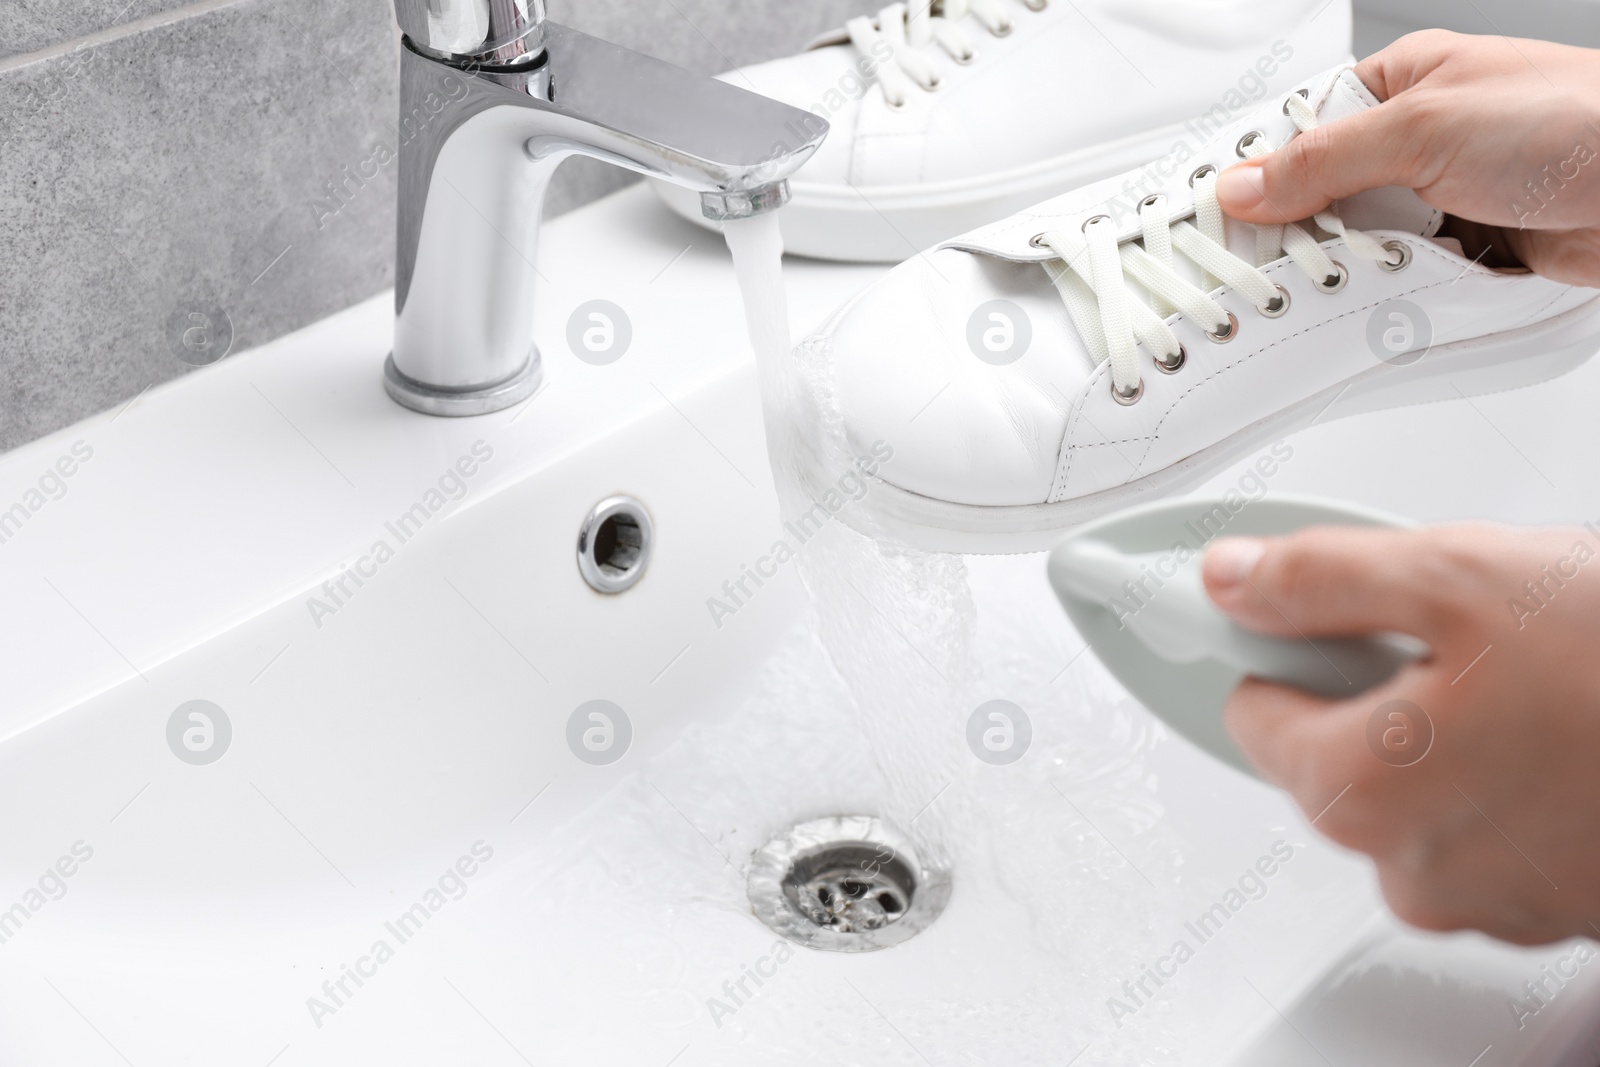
(0, 0, 196, 60)
(0, 0, 879, 454)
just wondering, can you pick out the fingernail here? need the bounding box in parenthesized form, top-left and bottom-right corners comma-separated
(1217, 165, 1267, 212)
(1205, 537, 1267, 589)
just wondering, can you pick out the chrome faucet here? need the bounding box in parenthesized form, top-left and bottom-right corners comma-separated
(384, 0, 827, 416)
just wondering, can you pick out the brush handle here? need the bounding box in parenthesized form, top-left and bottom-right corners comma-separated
(1209, 620, 1422, 698)
(1049, 541, 1423, 698)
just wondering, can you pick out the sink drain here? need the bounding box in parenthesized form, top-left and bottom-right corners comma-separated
(747, 816, 950, 952)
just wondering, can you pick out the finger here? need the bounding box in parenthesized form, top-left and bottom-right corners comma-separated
(1350, 54, 1397, 103)
(1202, 527, 1455, 642)
(1225, 673, 1438, 858)
(1352, 29, 1459, 104)
(1504, 226, 1600, 286)
(1217, 30, 1462, 223)
(1216, 98, 1430, 224)
(1222, 676, 1361, 796)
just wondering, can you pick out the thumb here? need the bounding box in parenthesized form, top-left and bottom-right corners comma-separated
(1215, 99, 1426, 225)
(1202, 527, 1446, 641)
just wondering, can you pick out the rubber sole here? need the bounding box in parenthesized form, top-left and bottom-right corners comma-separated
(830, 297, 1600, 555)
(652, 117, 1196, 263)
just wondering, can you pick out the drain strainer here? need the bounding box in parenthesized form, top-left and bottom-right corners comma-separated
(748, 816, 951, 952)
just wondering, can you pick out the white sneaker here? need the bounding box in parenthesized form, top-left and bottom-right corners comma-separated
(804, 66, 1600, 553)
(656, 0, 1355, 262)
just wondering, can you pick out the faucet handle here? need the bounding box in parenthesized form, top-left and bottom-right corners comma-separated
(394, 0, 547, 67)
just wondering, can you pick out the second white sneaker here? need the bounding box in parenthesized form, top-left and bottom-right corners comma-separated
(656, 0, 1355, 261)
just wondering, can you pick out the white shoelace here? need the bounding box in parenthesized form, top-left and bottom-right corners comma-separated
(1038, 93, 1401, 401)
(844, 0, 1047, 108)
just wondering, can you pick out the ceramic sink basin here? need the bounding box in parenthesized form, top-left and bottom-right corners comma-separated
(2, 185, 1599, 1066)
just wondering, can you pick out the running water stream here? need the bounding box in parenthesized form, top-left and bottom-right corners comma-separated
(720, 214, 978, 868)
(704, 219, 1213, 1064)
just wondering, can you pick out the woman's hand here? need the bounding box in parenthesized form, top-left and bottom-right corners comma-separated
(1203, 523, 1600, 945)
(1217, 30, 1600, 286)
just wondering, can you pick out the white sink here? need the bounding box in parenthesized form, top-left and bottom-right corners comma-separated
(2, 185, 1598, 1066)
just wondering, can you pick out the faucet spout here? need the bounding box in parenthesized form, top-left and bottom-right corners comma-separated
(384, 18, 828, 417)
(701, 182, 792, 222)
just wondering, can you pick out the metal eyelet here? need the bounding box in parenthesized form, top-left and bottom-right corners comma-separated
(992, 18, 1015, 36)
(1112, 378, 1144, 405)
(1029, 232, 1051, 249)
(1140, 194, 1164, 211)
(1155, 345, 1186, 374)
(954, 48, 977, 65)
(1207, 311, 1241, 343)
(1235, 131, 1264, 158)
(1081, 213, 1111, 234)
(1258, 285, 1290, 318)
(1189, 164, 1217, 187)
(1314, 261, 1349, 294)
(1379, 240, 1413, 272)
(1281, 88, 1309, 116)
(923, 74, 943, 91)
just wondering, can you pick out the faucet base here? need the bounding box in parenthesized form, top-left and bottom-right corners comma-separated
(382, 351, 543, 417)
